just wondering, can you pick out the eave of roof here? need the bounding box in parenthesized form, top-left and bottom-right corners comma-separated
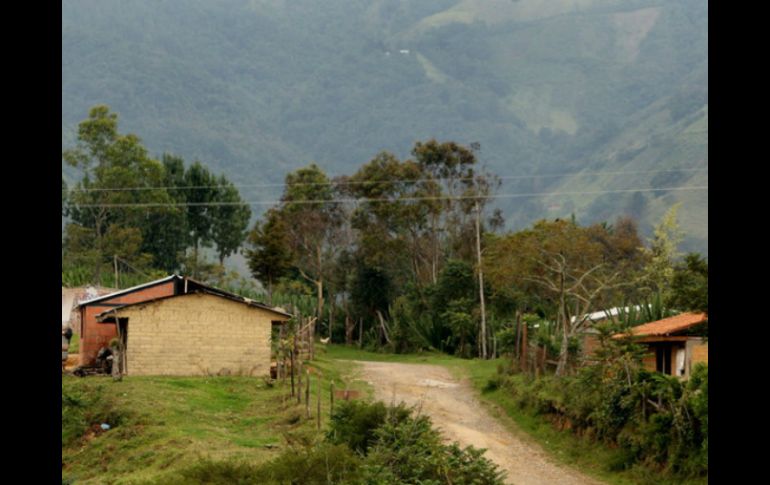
(95, 289, 292, 321)
(613, 312, 708, 339)
(76, 275, 180, 307)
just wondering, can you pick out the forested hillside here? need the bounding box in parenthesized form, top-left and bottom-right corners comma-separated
(62, 0, 707, 253)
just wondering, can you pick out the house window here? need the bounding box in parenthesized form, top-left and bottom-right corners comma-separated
(655, 345, 672, 375)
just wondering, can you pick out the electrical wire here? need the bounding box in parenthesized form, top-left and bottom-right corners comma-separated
(66, 167, 708, 193)
(69, 185, 708, 208)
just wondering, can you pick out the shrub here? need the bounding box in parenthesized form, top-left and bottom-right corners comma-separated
(365, 407, 505, 484)
(155, 459, 262, 484)
(256, 443, 363, 484)
(492, 342, 708, 479)
(326, 400, 410, 454)
(153, 400, 505, 485)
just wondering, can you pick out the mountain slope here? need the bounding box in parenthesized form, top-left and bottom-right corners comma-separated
(62, 0, 708, 253)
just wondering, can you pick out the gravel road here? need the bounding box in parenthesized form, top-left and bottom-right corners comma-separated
(353, 360, 606, 485)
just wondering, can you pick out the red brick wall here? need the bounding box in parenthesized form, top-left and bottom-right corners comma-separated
(80, 281, 176, 366)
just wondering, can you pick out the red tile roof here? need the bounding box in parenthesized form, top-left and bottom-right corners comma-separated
(617, 312, 707, 338)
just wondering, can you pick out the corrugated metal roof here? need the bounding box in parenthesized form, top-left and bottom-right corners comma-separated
(95, 289, 292, 320)
(615, 312, 708, 338)
(76, 275, 179, 307)
(571, 306, 642, 324)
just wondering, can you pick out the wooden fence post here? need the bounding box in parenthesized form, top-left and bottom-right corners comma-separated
(317, 376, 321, 430)
(290, 349, 295, 398)
(305, 370, 311, 419)
(297, 361, 303, 404)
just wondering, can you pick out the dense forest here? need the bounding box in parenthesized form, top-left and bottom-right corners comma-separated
(63, 0, 708, 254)
(62, 104, 707, 359)
(62, 2, 708, 479)
(62, 105, 708, 480)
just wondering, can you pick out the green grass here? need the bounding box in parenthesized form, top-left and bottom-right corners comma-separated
(68, 333, 79, 354)
(62, 345, 706, 484)
(61, 347, 367, 484)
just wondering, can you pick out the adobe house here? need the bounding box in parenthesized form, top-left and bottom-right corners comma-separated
(76, 275, 290, 372)
(95, 290, 291, 376)
(614, 312, 708, 378)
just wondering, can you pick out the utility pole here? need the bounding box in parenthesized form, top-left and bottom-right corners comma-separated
(114, 255, 119, 289)
(475, 200, 487, 359)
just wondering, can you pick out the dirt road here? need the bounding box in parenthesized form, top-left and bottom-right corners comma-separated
(353, 361, 605, 485)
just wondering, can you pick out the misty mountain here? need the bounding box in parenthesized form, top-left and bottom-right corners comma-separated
(62, 0, 707, 253)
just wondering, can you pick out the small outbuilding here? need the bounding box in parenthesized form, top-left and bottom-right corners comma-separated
(614, 312, 708, 378)
(76, 275, 291, 376)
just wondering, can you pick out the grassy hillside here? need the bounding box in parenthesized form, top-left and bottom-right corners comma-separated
(63, 0, 707, 253)
(61, 348, 367, 484)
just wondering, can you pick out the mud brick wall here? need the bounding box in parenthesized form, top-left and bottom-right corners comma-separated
(691, 340, 708, 366)
(118, 292, 283, 376)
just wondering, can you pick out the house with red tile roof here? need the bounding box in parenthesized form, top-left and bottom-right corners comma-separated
(614, 312, 708, 378)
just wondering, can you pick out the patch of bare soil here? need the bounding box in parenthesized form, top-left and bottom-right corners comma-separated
(353, 361, 606, 485)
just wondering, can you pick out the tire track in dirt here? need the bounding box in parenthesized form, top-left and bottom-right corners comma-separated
(352, 361, 606, 485)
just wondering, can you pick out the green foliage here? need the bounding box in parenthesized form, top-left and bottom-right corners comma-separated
(64, 106, 179, 278)
(668, 253, 708, 314)
(153, 447, 364, 485)
(245, 208, 293, 300)
(152, 459, 263, 485)
(152, 399, 503, 485)
(492, 325, 708, 479)
(63, 106, 251, 284)
(326, 400, 411, 454)
(211, 175, 251, 263)
(363, 407, 504, 484)
(325, 400, 505, 484)
(642, 204, 684, 299)
(63, 0, 708, 254)
(350, 265, 393, 327)
(61, 383, 131, 447)
(62, 177, 68, 216)
(441, 299, 477, 358)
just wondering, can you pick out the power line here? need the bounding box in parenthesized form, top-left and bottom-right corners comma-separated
(66, 167, 708, 193)
(70, 185, 708, 208)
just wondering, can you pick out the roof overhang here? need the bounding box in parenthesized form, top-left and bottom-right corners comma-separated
(76, 275, 180, 308)
(612, 312, 708, 340)
(95, 289, 292, 322)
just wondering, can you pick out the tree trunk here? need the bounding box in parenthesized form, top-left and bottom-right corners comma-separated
(345, 314, 354, 345)
(377, 310, 391, 345)
(358, 317, 363, 348)
(556, 328, 570, 376)
(329, 293, 335, 341)
(520, 319, 528, 373)
(515, 310, 522, 360)
(555, 267, 569, 376)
